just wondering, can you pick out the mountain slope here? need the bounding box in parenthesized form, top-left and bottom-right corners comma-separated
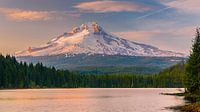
(15, 22, 185, 57)
(17, 54, 185, 74)
(16, 22, 186, 74)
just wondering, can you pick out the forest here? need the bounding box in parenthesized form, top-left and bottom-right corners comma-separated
(0, 54, 185, 89)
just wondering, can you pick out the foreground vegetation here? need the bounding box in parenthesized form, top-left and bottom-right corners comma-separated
(0, 54, 185, 89)
(180, 28, 200, 112)
(168, 28, 200, 112)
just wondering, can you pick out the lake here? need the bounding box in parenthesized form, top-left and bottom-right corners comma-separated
(0, 88, 185, 112)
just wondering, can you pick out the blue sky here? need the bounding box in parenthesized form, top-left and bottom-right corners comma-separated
(0, 0, 199, 55)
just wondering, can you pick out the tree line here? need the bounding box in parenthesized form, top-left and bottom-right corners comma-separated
(0, 54, 185, 89)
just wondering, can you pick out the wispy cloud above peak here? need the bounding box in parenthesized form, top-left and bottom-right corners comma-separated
(0, 8, 51, 21)
(0, 0, 198, 54)
(74, 0, 153, 13)
(162, 0, 200, 13)
(0, 8, 80, 21)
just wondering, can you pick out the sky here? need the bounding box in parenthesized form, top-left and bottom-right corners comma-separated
(0, 0, 200, 55)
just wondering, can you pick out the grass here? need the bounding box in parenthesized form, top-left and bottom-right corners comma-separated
(170, 103, 200, 112)
(164, 92, 200, 112)
(181, 103, 200, 112)
(168, 93, 200, 112)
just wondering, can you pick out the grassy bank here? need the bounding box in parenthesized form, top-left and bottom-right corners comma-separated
(180, 103, 200, 112)
(171, 103, 200, 112)
(181, 94, 200, 112)
(168, 93, 200, 112)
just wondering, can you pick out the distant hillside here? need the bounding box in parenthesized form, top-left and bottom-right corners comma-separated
(17, 54, 185, 74)
(15, 22, 185, 74)
(0, 55, 185, 88)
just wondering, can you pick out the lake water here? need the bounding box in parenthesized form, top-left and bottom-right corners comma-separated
(0, 88, 185, 112)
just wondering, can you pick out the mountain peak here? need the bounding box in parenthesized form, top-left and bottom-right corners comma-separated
(15, 22, 185, 57)
(71, 22, 103, 34)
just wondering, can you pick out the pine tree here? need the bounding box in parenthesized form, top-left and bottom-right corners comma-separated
(185, 28, 200, 93)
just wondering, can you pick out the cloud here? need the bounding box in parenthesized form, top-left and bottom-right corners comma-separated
(0, 8, 80, 21)
(114, 26, 195, 41)
(74, 1, 152, 13)
(0, 8, 51, 21)
(161, 0, 200, 13)
(113, 26, 196, 53)
(114, 30, 161, 42)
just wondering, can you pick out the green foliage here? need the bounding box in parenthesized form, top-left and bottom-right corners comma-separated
(154, 61, 185, 87)
(18, 54, 184, 74)
(185, 28, 200, 94)
(0, 54, 184, 88)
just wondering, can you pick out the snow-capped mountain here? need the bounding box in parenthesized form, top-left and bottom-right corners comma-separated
(15, 22, 185, 57)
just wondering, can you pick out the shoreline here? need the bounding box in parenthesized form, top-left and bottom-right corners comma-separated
(163, 92, 200, 112)
(170, 103, 200, 112)
(0, 87, 184, 90)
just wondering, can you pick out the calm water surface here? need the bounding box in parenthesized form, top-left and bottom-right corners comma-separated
(0, 88, 185, 112)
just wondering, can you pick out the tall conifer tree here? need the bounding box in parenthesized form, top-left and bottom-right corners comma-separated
(185, 28, 200, 93)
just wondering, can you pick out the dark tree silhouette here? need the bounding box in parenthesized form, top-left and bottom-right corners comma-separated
(0, 54, 184, 88)
(185, 28, 200, 93)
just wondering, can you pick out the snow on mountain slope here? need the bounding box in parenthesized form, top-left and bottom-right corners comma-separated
(15, 22, 185, 57)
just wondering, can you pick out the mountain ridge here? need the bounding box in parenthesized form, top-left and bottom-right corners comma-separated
(15, 22, 185, 57)
(17, 54, 185, 74)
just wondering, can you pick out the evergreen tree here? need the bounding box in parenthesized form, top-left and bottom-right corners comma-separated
(0, 54, 185, 88)
(185, 28, 200, 93)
